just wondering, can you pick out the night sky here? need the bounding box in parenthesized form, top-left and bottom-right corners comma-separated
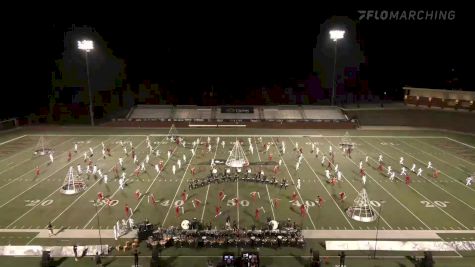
(2, 6, 470, 119)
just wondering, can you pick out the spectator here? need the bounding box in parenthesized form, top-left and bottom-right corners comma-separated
(133, 248, 140, 267)
(73, 244, 78, 261)
(94, 252, 102, 267)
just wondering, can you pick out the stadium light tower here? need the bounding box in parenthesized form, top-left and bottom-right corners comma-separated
(78, 40, 95, 126)
(329, 30, 345, 106)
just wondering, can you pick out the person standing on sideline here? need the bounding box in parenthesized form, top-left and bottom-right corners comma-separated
(94, 252, 102, 267)
(133, 249, 140, 267)
(338, 251, 345, 267)
(73, 244, 78, 261)
(47, 222, 54, 237)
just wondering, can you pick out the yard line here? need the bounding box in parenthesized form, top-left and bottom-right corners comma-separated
(446, 137, 475, 150)
(200, 136, 221, 222)
(236, 171, 240, 229)
(271, 137, 317, 230)
(396, 139, 475, 193)
(5, 137, 121, 228)
(84, 137, 171, 229)
(305, 137, 392, 230)
(50, 138, 127, 223)
(0, 137, 108, 208)
(0, 137, 75, 176)
(413, 138, 475, 168)
(160, 138, 200, 227)
(368, 138, 475, 209)
(254, 137, 275, 221)
(0, 135, 26, 146)
(323, 138, 431, 229)
(356, 138, 470, 229)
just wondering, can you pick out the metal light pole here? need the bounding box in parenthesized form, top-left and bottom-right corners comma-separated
(78, 40, 95, 126)
(329, 30, 345, 106)
(373, 200, 385, 259)
(94, 200, 103, 254)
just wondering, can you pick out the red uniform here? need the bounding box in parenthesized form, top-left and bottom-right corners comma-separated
(113, 165, 119, 177)
(300, 204, 306, 217)
(134, 167, 141, 177)
(378, 163, 384, 171)
(318, 196, 324, 207)
(218, 191, 225, 201)
(35, 166, 40, 176)
(125, 204, 130, 217)
(255, 208, 260, 221)
(433, 169, 440, 178)
(106, 198, 112, 207)
(215, 206, 221, 217)
(191, 167, 196, 176)
(339, 192, 346, 202)
(181, 191, 187, 202)
(405, 175, 411, 185)
(135, 190, 141, 200)
(149, 193, 157, 205)
(175, 206, 180, 217)
(273, 198, 280, 208)
(159, 160, 164, 171)
(327, 161, 332, 169)
(273, 165, 279, 174)
(193, 198, 201, 208)
(268, 153, 273, 161)
(97, 192, 103, 202)
(292, 192, 298, 202)
(251, 192, 257, 203)
(234, 198, 239, 207)
(360, 168, 365, 176)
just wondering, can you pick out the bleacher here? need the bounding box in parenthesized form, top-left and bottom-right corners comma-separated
(303, 107, 346, 120)
(128, 105, 172, 120)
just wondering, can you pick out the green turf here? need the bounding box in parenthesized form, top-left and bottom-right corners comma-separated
(0, 127, 474, 266)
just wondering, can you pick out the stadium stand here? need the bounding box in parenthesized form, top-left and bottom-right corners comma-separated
(128, 105, 172, 120)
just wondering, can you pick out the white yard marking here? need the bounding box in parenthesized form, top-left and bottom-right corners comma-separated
(200, 136, 221, 222)
(413, 138, 475, 168)
(0, 135, 27, 146)
(0, 137, 109, 208)
(324, 138, 431, 229)
(446, 137, 475, 150)
(255, 137, 276, 221)
(272, 137, 318, 230)
(358, 138, 470, 229)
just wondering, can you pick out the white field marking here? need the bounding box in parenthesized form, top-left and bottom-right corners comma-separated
(50, 138, 126, 223)
(83, 138, 155, 229)
(134, 136, 175, 212)
(0, 137, 75, 176)
(6, 137, 122, 228)
(305, 136, 392, 230)
(324, 138, 432, 229)
(358, 138, 470, 229)
(446, 137, 475, 150)
(397, 138, 475, 194)
(0, 137, 108, 208)
(27, 134, 149, 137)
(236, 169, 240, 229)
(97, 255, 464, 259)
(0, 135, 27, 146)
(26, 134, 446, 138)
(200, 136, 221, 222)
(0, 137, 89, 191)
(160, 138, 199, 227)
(369, 137, 475, 208)
(413, 138, 475, 168)
(271, 137, 317, 230)
(254, 137, 276, 221)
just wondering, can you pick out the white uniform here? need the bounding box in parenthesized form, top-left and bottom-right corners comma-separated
(103, 174, 108, 184)
(316, 147, 320, 155)
(183, 154, 187, 163)
(221, 141, 225, 148)
(172, 165, 176, 175)
(295, 142, 299, 149)
(102, 149, 106, 158)
(123, 147, 127, 155)
(466, 176, 473, 186)
(86, 165, 91, 174)
(337, 171, 342, 181)
(49, 153, 54, 163)
(325, 170, 330, 179)
(359, 161, 363, 170)
(191, 148, 195, 156)
(249, 145, 254, 154)
(92, 165, 97, 175)
(321, 156, 326, 165)
(311, 143, 315, 152)
(362, 175, 367, 185)
(400, 167, 407, 176)
(155, 164, 160, 174)
(400, 157, 404, 165)
(177, 159, 182, 169)
(145, 155, 150, 164)
(168, 151, 171, 159)
(282, 146, 286, 154)
(417, 168, 423, 176)
(427, 161, 433, 169)
(119, 178, 125, 190)
(208, 144, 212, 152)
(74, 143, 78, 152)
(278, 159, 282, 166)
(295, 162, 300, 171)
(89, 147, 93, 155)
(411, 164, 416, 172)
(389, 172, 395, 181)
(329, 145, 332, 154)
(121, 172, 126, 180)
(266, 144, 270, 153)
(365, 156, 369, 163)
(77, 164, 82, 174)
(297, 178, 301, 189)
(97, 169, 103, 178)
(387, 166, 392, 175)
(83, 152, 88, 161)
(207, 136, 211, 144)
(155, 149, 160, 157)
(101, 142, 105, 150)
(140, 162, 145, 171)
(133, 155, 138, 164)
(378, 155, 383, 162)
(216, 137, 220, 145)
(119, 157, 123, 167)
(334, 164, 339, 173)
